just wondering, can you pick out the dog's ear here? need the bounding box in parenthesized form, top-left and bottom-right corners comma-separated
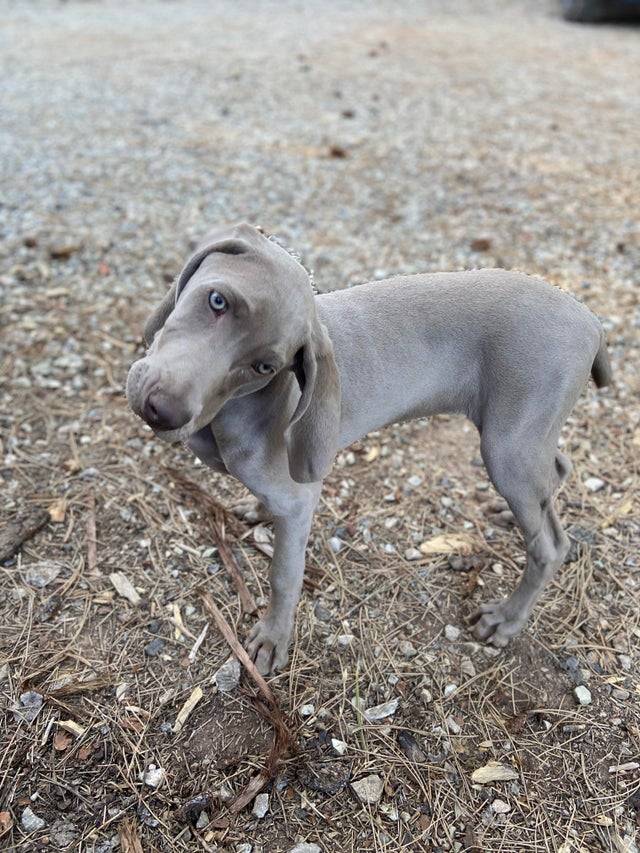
(143, 282, 177, 347)
(143, 237, 250, 347)
(286, 320, 341, 484)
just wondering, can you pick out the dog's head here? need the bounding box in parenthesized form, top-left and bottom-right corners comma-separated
(126, 223, 341, 482)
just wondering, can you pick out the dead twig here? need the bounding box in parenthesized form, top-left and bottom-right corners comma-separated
(0, 508, 49, 562)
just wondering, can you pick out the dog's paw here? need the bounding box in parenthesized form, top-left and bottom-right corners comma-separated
(232, 498, 271, 524)
(469, 600, 527, 647)
(245, 617, 291, 676)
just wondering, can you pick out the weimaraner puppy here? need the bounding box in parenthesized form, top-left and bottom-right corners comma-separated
(126, 223, 611, 675)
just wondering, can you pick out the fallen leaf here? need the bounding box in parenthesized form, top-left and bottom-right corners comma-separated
(48, 498, 67, 523)
(471, 761, 519, 784)
(53, 730, 72, 751)
(420, 534, 474, 556)
(0, 811, 12, 837)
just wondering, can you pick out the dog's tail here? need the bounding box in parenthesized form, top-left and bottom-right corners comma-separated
(591, 329, 612, 388)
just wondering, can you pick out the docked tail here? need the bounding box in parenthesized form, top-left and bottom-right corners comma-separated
(591, 331, 612, 388)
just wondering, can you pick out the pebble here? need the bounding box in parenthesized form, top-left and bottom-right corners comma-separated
(336, 633, 355, 648)
(399, 640, 418, 658)
(300, 703, 315, 717)
(142, 765, 166, 788)
(443, 683, 458, 699)
(612, 688, 630, 701)
(446, 716, 462, 735)
(407, 475, 423, 488)
(144, 638, 165, 657)
(23, 560, 63, 588)
(364, 698, 398, 721)
(252, 793, 269, 819)
(21, 807, 46, 833)
(351, 774, 384, 804)
(444, 624, 460, 642)
(13, 690, 44, 724)
(328, 536, 344, 553)
(461, 657, 476, 678)
(331, 738, 347, 755)
(618, 654, 632, 671)
(491, 799, 511, 814)
(195, 811, 209, 830)
(289, 845, 321, 853)
(236, 845, 253, 853)
(584, 477, 605, 492)
(404, 547, 422, 561)
(574, 685, 592, 706)
(214, 657, 241, 693)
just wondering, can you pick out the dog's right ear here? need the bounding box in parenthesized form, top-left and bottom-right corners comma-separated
(143, 236, 250, 347)
(143, 282, 177, 347)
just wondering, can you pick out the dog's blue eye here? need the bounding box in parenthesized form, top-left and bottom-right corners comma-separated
(253, 362, 274, 376)
(208, 291, 227, 313)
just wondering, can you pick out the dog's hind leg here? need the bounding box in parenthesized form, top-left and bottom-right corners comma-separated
(470, 420, 571, 646)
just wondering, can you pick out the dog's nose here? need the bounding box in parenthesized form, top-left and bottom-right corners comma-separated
(142, 392, 190, 432)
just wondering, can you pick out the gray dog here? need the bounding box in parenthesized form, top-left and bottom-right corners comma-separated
(126, 223, 611, 675)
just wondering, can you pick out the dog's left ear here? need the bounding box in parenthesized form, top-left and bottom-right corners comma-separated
(286, 320, 341, 484)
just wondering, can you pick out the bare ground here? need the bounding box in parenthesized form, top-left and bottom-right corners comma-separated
(1, 1, 639, 851)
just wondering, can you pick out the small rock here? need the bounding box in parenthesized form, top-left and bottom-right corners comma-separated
(443, 683, 458, 699)
(24, 560, 63, 588)
(142, 765, 166, 788)
(618, 654, 632, 671)
(491, 799, 511, 814)
(404, 547, 422, 561)
(144, 638, 165, 657)
(397, 729, 426, 763)
(314, 601, 333, 621)
(214, 657, 241, 693)
(328, 536, 344, 553)
(252, 793, 269, 819)
(21, 807, 46, 833)
(289, 845, 321, 853)
(399, 640, 417, 659)
(612, 688, 630, 701)
(446, 716, 462, 735)
(444, 624, 460, 642)
(195, 811, 209, 830)
(49, 242, 81, 259)
(364, 698, 398, 721)
(336, 633, 355, 648)
(584, 477, 605, 493)
(331, 737, 347, 755)
(351, 774, 384, 804)
(407, 475, 423, 488)
(574, 685, 592, 706)
(461, 657, 476, 678)
(236, 845, 253, 853)
(50, 819, 78, 847)
(300, 703, 315, 717)
(471, 762, 519, 784)
(13, 690, 43, 724)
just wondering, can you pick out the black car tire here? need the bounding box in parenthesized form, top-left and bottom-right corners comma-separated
(561, 0, 607, 21)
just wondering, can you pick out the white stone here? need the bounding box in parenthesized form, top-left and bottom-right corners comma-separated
(443, 683, 458, 699)
(252, 792, 269, 819)
(364, 698, 398, 721)
(351, 774, 384, 804)
(236, 845, 253, 853)
(289, 845, 321, 853)
(404, 547, 422, 561)
(142, 765, 166, 788)
(21, 807, 45, 832)
(299, 703, 315, 717)
(214, 657, 241, 693)
(584, 477, 605, 492)
(491, 798, 511, 814)
(337, 633, 355, 648)
(399, 640, 418, 659)
(331, 737, 347, 755)
(407, 475, 423, 488)
(195, 811, 210, 829)
(444, 624, 460, 642)
(329, 536, 344, 553)
(574, 685, 592, 706)
(446, 716, 462, 735)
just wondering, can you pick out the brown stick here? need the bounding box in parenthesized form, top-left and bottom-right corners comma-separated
(0, 508, 49, 563)
(167, 470, 257, 615)
(200, 592, 294, 814)
(86, 491, 97, 573)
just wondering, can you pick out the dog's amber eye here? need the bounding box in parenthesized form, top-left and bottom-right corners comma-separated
(253, 362, 274, 376)
(208, 291, 227, 314)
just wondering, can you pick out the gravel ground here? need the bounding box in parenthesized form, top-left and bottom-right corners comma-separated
(1, 1, 639, 851)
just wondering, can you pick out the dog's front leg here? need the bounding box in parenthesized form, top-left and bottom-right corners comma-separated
(246, 487, 319, 675)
